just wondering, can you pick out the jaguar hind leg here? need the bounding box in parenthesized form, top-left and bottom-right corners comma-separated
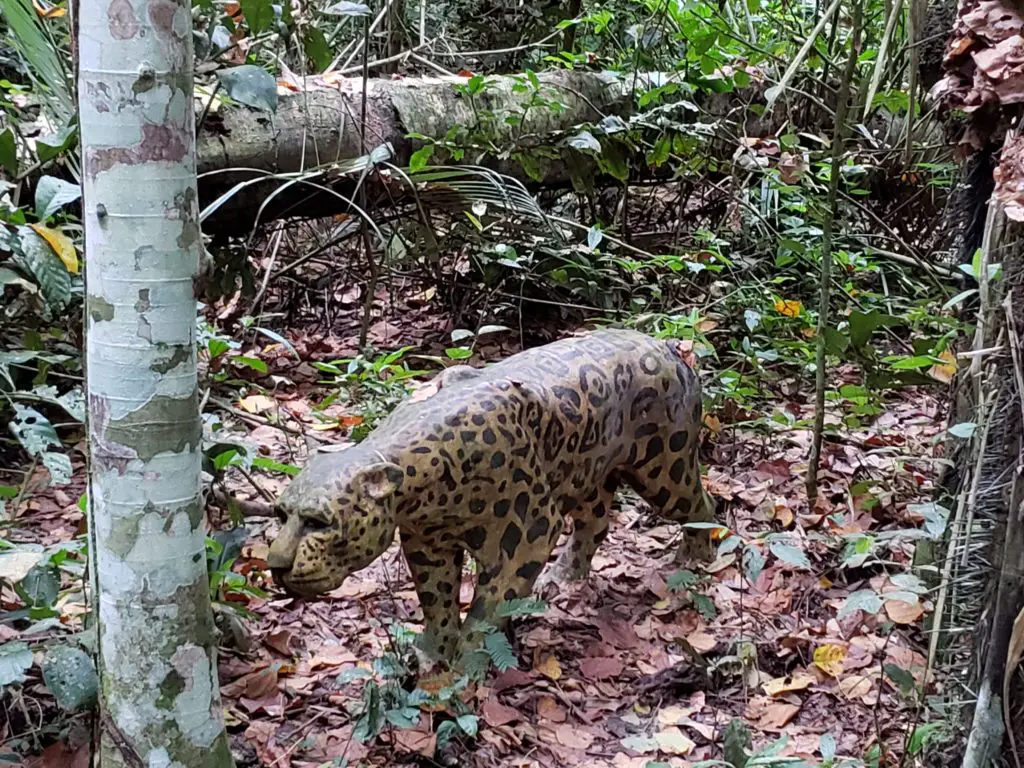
(624, 423, 715, 564)
(535, 476, 617, 591)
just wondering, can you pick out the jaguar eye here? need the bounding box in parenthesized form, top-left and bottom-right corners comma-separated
(303, 516, 330, 532)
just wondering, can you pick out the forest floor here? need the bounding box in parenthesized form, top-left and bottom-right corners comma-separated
(4, 295, 950, 768)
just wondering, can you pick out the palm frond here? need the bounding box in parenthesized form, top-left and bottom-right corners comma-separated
(0, 0, 73, 124)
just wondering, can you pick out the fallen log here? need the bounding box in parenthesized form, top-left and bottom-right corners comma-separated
(196, 69, 631, 229)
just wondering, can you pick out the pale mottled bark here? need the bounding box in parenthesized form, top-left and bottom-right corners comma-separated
(78, 0, 233, 764)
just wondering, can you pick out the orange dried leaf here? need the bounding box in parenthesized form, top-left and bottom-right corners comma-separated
(773, 298, 803, 317)
(929, 349, 957, 384)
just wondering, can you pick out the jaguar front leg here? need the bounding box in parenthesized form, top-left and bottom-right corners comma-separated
(459, 504, 560, 658)
(401, 534, 464, 662)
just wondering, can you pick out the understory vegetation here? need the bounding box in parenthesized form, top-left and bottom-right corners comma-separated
(0, 0, 1002, 763)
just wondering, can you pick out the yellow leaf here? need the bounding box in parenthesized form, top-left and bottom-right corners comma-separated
(929, 349, 957, 384)
(535, 653, 562, 681)
(773, 298, 802, 317)
(30, 224, 78, 274)
(763, 671, 815, 696)
(812, 643, 846, 677)
(237, 394, 276, 414)
(310, 422, 340, 432)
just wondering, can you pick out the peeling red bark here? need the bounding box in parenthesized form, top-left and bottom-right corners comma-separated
(86, 123, 189, 176)
(107, 0, 141, 39)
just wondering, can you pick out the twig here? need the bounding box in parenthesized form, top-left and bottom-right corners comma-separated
(807, 0, 862, 500)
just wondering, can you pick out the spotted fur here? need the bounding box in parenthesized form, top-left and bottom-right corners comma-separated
(268, 329, 714, 662)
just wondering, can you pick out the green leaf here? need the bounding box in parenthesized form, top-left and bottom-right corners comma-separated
(948, 421, 976, 439)
(20, 564, 59, 607)
(723, 718, 752, 768)
(445, 347, 473, 360)
(251, 456, 300, 475)
(218, 65, 278, 113)
(42, 645, 98, 710)
(15, 226, 71, 307)
(942, 288, 977, 310)
(907, 722, 943, 754)
(42, 451, 72, 485)
(208, 338, 231, 359)
(495, 598, 546, 618)
(692, 592, 717, 621)
(302, 27, 332, 71)
(36, 126, 78, 164)
(10, 404, 61, 457)
(742, 545, 764, 583)
(0, 128, 17, 175)
(409, 144, 434, 173)
(240, 0, 274, 33)
(484, 631, 518, 671)
(883, 663, 916, 693)
(907, 502, 949, 539)
(823, 327, 849, 355)
(838, 589, 883, 618)
(848, 310, 895, 350)
(768, 541, 811, 570)
(819, 733, 836, 761)
(666, 569, 698, 591)
(569, 130, 601, 153)
(34, 176, 81, 221)
(0, 642, 33, 686)
(233, 355, 268, 373)
(890, 355, 937, 371)
(456, 713, 479, 737)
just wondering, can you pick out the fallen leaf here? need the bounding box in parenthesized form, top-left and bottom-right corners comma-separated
(0, 551, 45, 582)
(579, 656, 624, 680)
(238, 394, 276, 414)
(555, 723, 594, 750)
(685, 631, 717, 653)
(758, 702, 801, 729)
(654, 726, 695, 755)
(763, 672, 815, 696)
(393, 727, 436, 756)
(309, 644, 358, 669)
(838, 674, 874, 701)
(481, 697, 521, 727)
(812, 643, 847, 677)
(536, 695, 567, 722)
(535, 653, 562, 681)
(265, 629, 294, 656)
(884, 599, 924, 624)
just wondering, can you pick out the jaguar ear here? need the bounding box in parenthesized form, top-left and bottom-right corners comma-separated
(353, 462, 404, 500)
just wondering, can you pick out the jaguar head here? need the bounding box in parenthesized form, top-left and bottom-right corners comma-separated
(268, 451, 404, 596)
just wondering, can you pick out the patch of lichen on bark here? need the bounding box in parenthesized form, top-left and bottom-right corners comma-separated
(104, 392, 201, 460)
(157, 579, 217, 658)
(88, 295, 116, 322)
(156, 668, 186, 709)
(151, 344, 191, 374)
(107, 514, 142, 558)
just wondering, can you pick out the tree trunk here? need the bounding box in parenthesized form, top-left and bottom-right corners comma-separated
(78, 0, 234, 764)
